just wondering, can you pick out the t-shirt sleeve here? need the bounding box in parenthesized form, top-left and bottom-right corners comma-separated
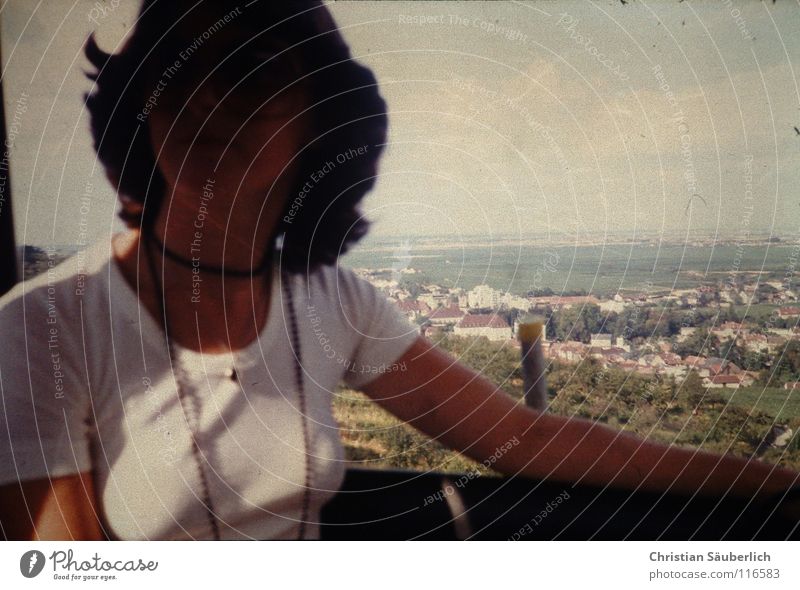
(0, 285, 93, 486)
(336, 267, 420, 390)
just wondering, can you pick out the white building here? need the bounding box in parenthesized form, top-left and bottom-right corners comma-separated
(467, 285, 501, 309)
(710, 322, 743, 340)
(499, 292, 530, 311)
(589, 333, 614, 348)
(454, 313, 512, 341)
(676, 327, 697, 342)
(417, 292, 449, 309)
(770, 327, 800, 338)
(599, 299, 626, 313)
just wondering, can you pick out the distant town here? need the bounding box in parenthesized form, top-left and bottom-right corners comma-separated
(354, 259, 800, 392)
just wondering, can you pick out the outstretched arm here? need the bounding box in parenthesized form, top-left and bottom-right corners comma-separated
(361, 336, 800, 500)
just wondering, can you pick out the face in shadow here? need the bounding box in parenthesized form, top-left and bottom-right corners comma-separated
(146, 14, 315, 232)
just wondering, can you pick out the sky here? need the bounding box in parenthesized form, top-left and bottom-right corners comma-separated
(3, 0, 800, 247)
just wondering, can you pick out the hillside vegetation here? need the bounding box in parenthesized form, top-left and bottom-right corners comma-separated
(333, 335, 800, 474)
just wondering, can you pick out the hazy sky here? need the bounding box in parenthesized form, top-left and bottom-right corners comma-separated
(3, 1, 800, 246)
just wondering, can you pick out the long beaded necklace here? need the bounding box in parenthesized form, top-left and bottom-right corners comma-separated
(142, 229, 313, 540)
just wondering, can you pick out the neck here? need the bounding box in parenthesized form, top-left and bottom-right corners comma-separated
(112, 228, 274, 353)
(151, 180, 276, 275)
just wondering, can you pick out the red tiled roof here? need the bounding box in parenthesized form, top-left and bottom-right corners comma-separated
(710, 375, 742, 385)
(396, 300, 417, 313)
(396, 300, 431, 314)
(660, 353, 681, 365)
(457, 313, 510, 329)
(603, 347, 628, 355)
(429, 305, 464, 319)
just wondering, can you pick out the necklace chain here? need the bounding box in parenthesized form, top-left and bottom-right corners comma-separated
(169, 339, 221, 539)
(282, 274, 313, 540)
(142, 230, 312, 540)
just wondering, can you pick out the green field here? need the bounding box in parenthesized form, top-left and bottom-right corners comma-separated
(720, 386, 800, 420)
(344, 242, 799, 296)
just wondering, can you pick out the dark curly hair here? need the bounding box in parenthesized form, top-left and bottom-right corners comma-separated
(84, 0, 387, 274)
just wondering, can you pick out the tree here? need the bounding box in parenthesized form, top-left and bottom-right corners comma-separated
(400, 277, 422, 299)
(742, 349, 769, 372)
(681, 370, 706, 409)
(527, 287, 554, 297)
(435, 335, 522, 396)
(674, 328, 720, 357)
(552, 304, 605, 343)
(763, 340, 800, 386)
(718, 338, 747, 368)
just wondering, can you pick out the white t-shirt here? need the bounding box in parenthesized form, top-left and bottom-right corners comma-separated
(0, 236, 419, 540)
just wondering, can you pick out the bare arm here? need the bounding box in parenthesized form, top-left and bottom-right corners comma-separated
(361, 336, 800, 500)
(0, 473, 107, 540)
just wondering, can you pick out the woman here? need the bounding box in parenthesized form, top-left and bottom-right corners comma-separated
(0, 1, 797, 540)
